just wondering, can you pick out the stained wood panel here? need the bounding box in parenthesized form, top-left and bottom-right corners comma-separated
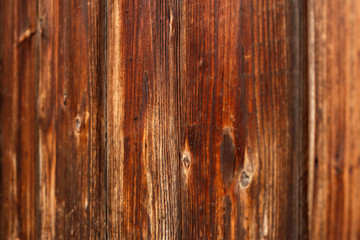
(107, 0, 181, 238)
(37, 0, 106, 238)
(107, 0, 307, 239)
(3, 0, 360, 239)
(0, 0, 37, 239)
(179, 0, 307, 239)
(308, 0, 360, 238)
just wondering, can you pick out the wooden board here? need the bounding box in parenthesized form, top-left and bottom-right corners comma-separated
(107, 0, 307, 238)
(37, 0, 106, 239)
(178, 0, 307, 239)
(107, 0, 181, 238)
(0, 0, 37, 239)
(308, 0, 360, 238)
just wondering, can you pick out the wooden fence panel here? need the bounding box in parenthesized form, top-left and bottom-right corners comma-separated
(1, 0, 360, 239)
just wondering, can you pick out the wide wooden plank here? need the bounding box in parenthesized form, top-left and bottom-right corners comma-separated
(179, 0, 307, 239)
(308, 0, 360, 238)
(0, 0, 37, 239)
(38, 0, 106, 238)
(107, 0, 181, 238)
(107, 0, 307, 238)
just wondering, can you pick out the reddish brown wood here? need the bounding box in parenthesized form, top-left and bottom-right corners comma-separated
(308, 0, 360, 239)
(106, 0, 181, 238)
(4, 0, 360, 239)
(106, 0, 307, 238)
(0, 1, 37, 239)
(37, 0, 106, 239)
(179, 0, 307, 239)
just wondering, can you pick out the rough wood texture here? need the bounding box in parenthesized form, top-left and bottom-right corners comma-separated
(4, 0, 360, 239)
(308, 0, 360, 239)
(107, 0, 181, 238)
(37, 0, 106, 239)
(0, 0, 105, 239)
(179, 0, 306, 239)
(0, 0, 37, 239)
(107, 0, 307, 239)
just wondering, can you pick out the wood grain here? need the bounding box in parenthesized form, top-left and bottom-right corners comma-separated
(0, 0, 37, 239)
(107, 0, 181, 238)
(37, 0, 106, 239)
(6, 0, 360, 239)
(179, 0, 307, 239)
(308, 0, 360, 239)
(107, 0, 307, 238)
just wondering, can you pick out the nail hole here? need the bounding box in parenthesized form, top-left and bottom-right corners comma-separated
(75, 117, 81, 132)
(240, 171, 250, 187)
(183, 156, 190, 169)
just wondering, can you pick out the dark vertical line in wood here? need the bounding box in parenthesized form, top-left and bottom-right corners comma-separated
(298, 0, 309, 239)
(0, 0, 2, 235)
(177, 0, 183, 238)
(104, 0, 108, 239)
(86, 4, 91, 239)
(35, 0, 40, 238)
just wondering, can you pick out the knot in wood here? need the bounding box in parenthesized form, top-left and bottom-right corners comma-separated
(183, 156, 190, 169)
(75, 117, 81, 132)
(240, 171, 251, 187)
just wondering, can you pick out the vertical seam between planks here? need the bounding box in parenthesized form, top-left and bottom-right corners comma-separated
(176, 0, 182, 238)
(104, 0, 108, 238)
(35, 0, 41, 238)
(86, 2, 91, 238)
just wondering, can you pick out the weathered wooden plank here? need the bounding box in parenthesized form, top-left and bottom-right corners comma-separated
(179, 0, 307, 239)
(107, 0, 181, 238)
(38, 0, 106, 238)
(107, 0, 307, 238)
(37, 0, 64, 237)
(308, 0, 360, 239)
(0, 0, 37, 239)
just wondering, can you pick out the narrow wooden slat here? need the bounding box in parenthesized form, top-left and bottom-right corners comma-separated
(179, 0, 307, 239)
(0, 0, 37, 239)
(107, 0, 181, 238)
(38, 0, 106, 238)
(87, 1, 107, 239)
(37, 0, 64, 237)
(309, 0, 360, 238)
